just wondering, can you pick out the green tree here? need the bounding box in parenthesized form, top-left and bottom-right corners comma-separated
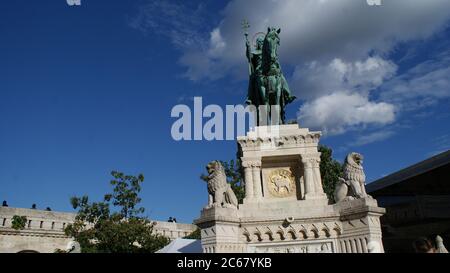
(11, 215, 27, 230)
(65, 171, 170, 253)
(319, 145, 344, 202)
(184, 228, 201, 240)
(200, 159, 245, 204)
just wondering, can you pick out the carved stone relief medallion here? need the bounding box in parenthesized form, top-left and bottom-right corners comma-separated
(267, 169, 296, 198)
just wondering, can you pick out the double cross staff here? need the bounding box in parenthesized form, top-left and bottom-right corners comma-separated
(242, 19, 250, 37)
(242, 19, 252, 76)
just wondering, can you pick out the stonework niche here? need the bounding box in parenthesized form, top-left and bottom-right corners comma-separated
(261, 156, 304, 200)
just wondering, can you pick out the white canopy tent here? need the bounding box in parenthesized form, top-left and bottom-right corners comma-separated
(156, 238, 202, 253)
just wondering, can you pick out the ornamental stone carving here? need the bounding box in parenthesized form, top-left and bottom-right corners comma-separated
(197, 124, 385, 253)
(334, 152, 372, 203)
(204, 161, 239, 209)
(237, 133, 321, 149)
(267, 169, 296, 198)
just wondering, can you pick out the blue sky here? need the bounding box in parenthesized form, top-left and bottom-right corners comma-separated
(1, 0, 449, 223)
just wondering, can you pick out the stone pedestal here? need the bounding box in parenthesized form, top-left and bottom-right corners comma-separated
(239, 125, 327, 203)
(195, 124, 385, 253)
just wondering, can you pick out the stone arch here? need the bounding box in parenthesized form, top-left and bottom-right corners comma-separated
(299, 230, 308, 239)
(265, 231, 274, 241)
(321, 228, 331, 238)
(310, 225, 319, 238)
(287, 229, 297, 240)
(299, 225, 309, 239)
(254, 232, 262, 242)
(276, 230, 285, 241)
(242, 229, 252, 242)
(242, 233, 251, 242)
(333, 227, 342, 236)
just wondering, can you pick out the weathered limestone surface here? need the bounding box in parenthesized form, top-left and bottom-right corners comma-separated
(195, 124, 385, 253)
(0, 207, 197, 253)
(0, 207, 75, 253)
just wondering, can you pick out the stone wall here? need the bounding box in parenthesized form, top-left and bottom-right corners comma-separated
(0, 207, 75, 253)
(0, 207, 197, 253)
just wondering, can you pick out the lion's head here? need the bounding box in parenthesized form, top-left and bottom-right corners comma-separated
(205, 160, 228, 193)
(206, 160, 222, 177)
(347, 152, 364, 167)
(343, 152, 365, 184)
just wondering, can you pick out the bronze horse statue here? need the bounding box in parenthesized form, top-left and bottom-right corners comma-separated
(245, 27, 296, 125)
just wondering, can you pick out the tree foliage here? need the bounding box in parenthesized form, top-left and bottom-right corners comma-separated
(11, 215, 27, 230)
(65, 171, 170, 253)
(319, 145, 344, 202)
(183, 228, 201, 240)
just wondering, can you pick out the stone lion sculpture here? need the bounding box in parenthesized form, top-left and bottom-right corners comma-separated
(334, 152, 370, 203)
(436, 235, 449, 253)
(65, 240, 81, 253)
(205, 161, 238, 209)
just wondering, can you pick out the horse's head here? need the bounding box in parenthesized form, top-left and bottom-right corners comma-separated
(264, 27, 281, 62)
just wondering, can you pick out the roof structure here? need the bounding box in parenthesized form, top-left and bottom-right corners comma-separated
(367, 150, 450, 196)
(156, 238, 202, 253)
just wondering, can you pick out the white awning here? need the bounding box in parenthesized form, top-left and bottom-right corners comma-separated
(156, 238, 202, 253)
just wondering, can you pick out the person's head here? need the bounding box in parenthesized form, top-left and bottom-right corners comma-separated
(256, 37, 264, 50)
(413, 237, 436, 253)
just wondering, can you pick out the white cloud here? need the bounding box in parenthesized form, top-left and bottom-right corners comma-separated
(381, 50, 450, 111)
(292, 56, 397, 100)
(208, 28, 227, 58)
(178, 0, 450, 81)
(129, 1, 210, 50)
(298, 92, 395, 135)
(171, 0, 449, 135)
(353, 131, 395, 146)
(294, 56, 397, 135)
(131, 0, 450, 136)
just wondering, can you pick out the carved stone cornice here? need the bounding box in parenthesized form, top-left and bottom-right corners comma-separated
(242, 161, 262, 168)
(240, 221, 343, 243)
(238, 132, 321, 149)
(301, 153, 321, 165)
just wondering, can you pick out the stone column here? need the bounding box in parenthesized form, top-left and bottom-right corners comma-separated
(302, 154, 327, 200)
(360, 238, 368, 253)
(355, 238, 363, 253)
(252, 161, 263, 199)
(312, 157, 325, 195)
(350, 239, 357, 253)
(242, 162, 254, 202)
(302, 158, 316, 199)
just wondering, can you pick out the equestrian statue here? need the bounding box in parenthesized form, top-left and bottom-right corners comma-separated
(243, 21, 296, 125)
